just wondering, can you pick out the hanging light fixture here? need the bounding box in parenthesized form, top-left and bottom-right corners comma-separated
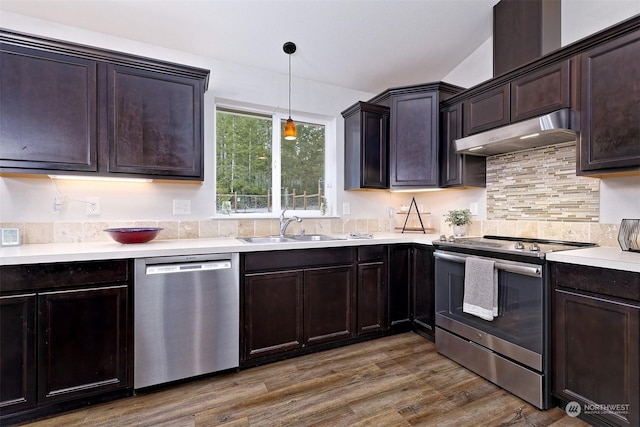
(283, 41, 297, 140)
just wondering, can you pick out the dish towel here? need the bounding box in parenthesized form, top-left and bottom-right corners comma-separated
(463, 257, 498, 321)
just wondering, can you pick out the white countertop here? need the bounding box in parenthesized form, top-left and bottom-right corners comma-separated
(546, 246, 640, 273)
(2, 234, 638, 273)
(0, 233, 441, 266)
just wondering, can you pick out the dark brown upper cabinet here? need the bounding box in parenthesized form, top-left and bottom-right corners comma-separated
(0, 29, 209, 181)
(577, 29, 640, 176)
(0, 43, 98, 173)
(388, 83, 462, 188)
(440, 103, 486, 188)
(493, 0, 560, 76)
(511, 59, 572, 123)
(463, 84, 510, 136)
(107, 65, 203, 179)
(464, 60, 572, 137)
(342, 102, 389, 190)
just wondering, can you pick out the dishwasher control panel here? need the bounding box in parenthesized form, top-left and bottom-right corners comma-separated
(146, 260, 232, 275)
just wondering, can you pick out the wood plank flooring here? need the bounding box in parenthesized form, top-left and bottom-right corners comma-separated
(19, 333, 590, 427)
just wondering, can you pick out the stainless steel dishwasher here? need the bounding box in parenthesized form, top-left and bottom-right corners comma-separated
(134, 253, 239, 389)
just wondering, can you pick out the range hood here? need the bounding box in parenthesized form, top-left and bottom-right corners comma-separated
(455, 109, 577, 156)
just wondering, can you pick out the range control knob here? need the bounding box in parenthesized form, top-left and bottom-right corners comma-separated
(448, 235, 456, 243)
(514, 241, 525, 250)
(530, 243, 540, 252)
(439, 235, 447, 242)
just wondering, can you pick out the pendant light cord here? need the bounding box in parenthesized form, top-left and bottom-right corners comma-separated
(288, 53, 292, 118)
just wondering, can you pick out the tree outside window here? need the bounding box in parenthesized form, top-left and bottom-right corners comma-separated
(216, 108, 326, 215)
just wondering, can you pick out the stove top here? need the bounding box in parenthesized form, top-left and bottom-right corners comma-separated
(433, 235, 596, 259)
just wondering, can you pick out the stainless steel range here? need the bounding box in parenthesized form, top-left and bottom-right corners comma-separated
(432, 235, 596, 409)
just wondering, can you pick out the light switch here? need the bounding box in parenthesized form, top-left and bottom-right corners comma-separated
(173, 199, 191, 215)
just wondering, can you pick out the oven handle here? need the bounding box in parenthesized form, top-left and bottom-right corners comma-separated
(434, 250, 542, 278)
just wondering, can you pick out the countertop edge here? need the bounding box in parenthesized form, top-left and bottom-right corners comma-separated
(546, 246, 640, 273)
(0, 233, 440, 266)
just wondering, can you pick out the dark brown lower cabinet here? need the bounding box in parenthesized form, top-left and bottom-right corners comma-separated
(243, 271, 304, 359)
(37, 286, 130, 404)
(241, 248, 356, 364)
(388, 245, 412, 330)
(357, 246, 388, 335)
(412, 245, 435, 337)
(552, 263, 639, 427)
(388, 244, 435, 338)
(0, 260, 133, 425)
(0, 294, 36, 415)
(304, 266, 355, 345)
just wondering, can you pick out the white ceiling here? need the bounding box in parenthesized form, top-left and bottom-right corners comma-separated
(0, 0, 500, 94)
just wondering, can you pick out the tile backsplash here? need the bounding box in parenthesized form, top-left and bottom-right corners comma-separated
(486, 142, 600, 222)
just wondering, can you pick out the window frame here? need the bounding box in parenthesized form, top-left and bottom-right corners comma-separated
(214, 102, 336, 218)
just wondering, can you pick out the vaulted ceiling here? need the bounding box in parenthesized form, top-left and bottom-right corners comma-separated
(0, 0, 500, 93)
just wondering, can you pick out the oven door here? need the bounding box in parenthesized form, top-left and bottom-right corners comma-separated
(434, 250, 544, 371)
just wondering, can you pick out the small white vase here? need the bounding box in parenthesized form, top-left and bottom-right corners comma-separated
(453, 225, 467, 237)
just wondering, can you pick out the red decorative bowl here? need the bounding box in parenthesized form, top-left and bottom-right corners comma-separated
(104, 227, 163, 244)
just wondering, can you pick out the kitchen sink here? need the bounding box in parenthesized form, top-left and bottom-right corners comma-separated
(238, 234, 344, 244)
(239, 236, 295, 244)
(289, 234, 345, 241)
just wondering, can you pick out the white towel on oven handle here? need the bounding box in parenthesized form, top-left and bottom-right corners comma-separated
(462, 257, 498, 321)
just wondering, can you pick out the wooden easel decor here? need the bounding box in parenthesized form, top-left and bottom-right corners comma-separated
(399, 197, 427, 234)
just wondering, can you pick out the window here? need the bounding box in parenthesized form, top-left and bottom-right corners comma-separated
(215, 106, 332, 216)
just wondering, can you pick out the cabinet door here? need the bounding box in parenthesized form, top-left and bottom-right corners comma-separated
(463, 84, 510, 136)
(107, 64, 204, 179)
(511, 60, 570, 123)
(441, 103, 486, 188)
(0, 294, 36, 415)
(243, 271, 304, 360)
(37, 285, 130, 404)
(412, 246, 434, 336)
(357, 262, 387, 335)
(343, 102, 389, 190)
(578, 30, 640, 174)
(0, 44, 97, 173)
(554, 289, 639, 427)
(388, 245, 412, 329)
(304, 266, 355, 345)
(390, 92, 439, 187)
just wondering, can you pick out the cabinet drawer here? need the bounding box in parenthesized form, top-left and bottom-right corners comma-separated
(551, 262, 640, 302)
(0, 260, 132, 293)
(358, 245, 386, 263)
(244, 247, 354, 272)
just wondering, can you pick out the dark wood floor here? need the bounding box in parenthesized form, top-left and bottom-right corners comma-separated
(20, 332, 589, 427)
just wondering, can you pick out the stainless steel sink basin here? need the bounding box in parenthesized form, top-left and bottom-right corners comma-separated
(289, 234, 345, 241)
(239, 236, 295, 244)
(238, 234, 344, 244)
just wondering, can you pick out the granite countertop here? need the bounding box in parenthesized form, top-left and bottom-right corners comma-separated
(2, 233, 638, 273)
(0, 233, 441, 266)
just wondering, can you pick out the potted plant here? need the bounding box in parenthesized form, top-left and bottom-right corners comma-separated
(444, 209, 472, 236)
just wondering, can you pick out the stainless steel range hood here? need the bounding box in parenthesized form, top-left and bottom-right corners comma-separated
(455, 109, 577, 156)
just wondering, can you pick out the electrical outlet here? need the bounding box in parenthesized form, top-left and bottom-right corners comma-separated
(469, 202, 479, 216)
(173, 199, 191, 215)
(53, 195, 63, 214)
(86, 197, 101, 216)
(342, 202, 350, 215)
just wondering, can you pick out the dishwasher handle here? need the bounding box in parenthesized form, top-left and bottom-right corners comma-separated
(146, 260, 232, 275)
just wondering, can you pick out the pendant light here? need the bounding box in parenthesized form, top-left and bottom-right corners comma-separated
(283, 41, 297, 140)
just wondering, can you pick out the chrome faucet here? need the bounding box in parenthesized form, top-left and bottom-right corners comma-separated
(279, 208, 302, 236)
